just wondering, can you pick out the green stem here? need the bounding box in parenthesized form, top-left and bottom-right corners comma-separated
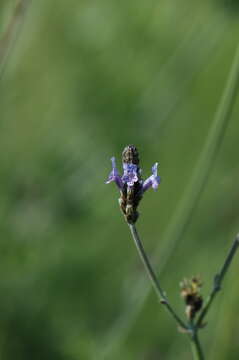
(128, 224, 187, 330)
(197, 234, 239, 327)
(190, 331, 204, 360)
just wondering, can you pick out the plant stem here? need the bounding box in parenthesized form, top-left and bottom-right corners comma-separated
(128, 223, 187, 330)
(190, 330, 204, 360)
(196, 234, 239, 327)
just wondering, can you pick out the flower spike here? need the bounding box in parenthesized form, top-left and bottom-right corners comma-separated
(106, 145, 161, 223)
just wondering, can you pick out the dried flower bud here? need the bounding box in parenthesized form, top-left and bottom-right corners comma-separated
(122, 145, 140, 165)
(106, 145, 161, 223)
(180, 276, 203, 320)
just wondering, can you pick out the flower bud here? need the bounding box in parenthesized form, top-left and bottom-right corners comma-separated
(180, 277, 203, 320)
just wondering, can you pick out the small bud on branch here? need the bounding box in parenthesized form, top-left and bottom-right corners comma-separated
(180, 277, 203, 321)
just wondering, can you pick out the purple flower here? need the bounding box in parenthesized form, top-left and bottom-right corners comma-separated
(105, 157, 123, 190)
(142, 163, 161, 192)
(122, 163, 139, 187)
(106, 158, 160, 192)
(106, 145, 161, 223)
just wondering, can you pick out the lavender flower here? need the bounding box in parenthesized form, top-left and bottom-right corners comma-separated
(106, 145, 161, 223)
(106, 157, 124, 190)
(142, 163, 160, 192)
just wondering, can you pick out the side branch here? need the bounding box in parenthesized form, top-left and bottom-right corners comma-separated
(196, 234, 239, 327)
(128, 224, 187, 330)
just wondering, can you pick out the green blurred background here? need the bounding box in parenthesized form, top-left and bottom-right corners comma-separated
(0, 0, 239, 359)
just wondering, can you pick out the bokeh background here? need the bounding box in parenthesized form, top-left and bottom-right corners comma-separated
(0, 0, 239, 359)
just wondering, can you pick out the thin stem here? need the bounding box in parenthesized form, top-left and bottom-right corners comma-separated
(128, 223, 187, 330)
(190, 331, 204, 360)
(196, 234, 239, 327)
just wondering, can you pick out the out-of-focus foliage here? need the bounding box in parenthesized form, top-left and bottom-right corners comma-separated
(0, 0, 239, 359)
(219, 0, 239, 13)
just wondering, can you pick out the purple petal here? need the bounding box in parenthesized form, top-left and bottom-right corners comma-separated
(122, 163, 138, 186)
(152, 163, 158, 176)
(142, 162, 160, 192)
(106, 157, 123, 189)
(151, 175, 161, 190)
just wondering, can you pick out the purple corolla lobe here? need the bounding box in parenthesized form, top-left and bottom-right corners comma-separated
(105, 157, 123, 190)
(142, 163, 161, 192)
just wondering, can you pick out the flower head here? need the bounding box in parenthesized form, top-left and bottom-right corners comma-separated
(106, 145, 161, 223)
(180, 276, 203, 320)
